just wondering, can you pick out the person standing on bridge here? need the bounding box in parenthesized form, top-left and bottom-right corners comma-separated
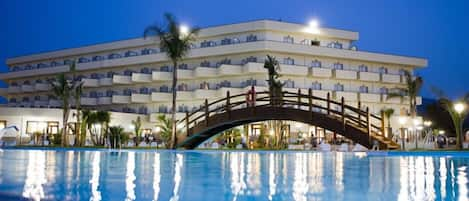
(246, 86, 256, 107)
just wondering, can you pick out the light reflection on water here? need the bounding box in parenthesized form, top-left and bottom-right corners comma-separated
(0, 150, 467, 201)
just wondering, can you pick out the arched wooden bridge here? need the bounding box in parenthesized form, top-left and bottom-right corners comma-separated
(176, 88, 400, 150)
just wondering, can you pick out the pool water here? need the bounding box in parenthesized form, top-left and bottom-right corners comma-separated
(0, 149, 468, 201)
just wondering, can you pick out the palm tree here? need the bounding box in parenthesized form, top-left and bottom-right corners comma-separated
(432, 88, 469, 149)
(156, 114, 173, 148)
(96, 111, 111, 145)
(49, 73, 75, 146)
(109, 126, 124, 149)
(144, 13, 199, 149)
(132, 116, 143, 147)
(264, 55, 285, 149)
(381, 108, 395, 137)
(387, 70, 423, 118)
(71, 61, 84, 146)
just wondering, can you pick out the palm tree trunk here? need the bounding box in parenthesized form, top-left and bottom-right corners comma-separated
(75, 102, 81, 146)
(170, 61, 178, 149)
(62, 106, 69, 147)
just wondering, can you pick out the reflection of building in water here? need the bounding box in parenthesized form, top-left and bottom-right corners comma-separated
(230, 152, 246, 200)
(170, 154, 183, 201)
(334, 152, 344, 194)
(246, 153, 261, 195)
(293, 153, 308, 201)
(90, 152, 101, 201)
(22, 150, 46, 201)
(268, 153, 277, 201)
(398, 157, 438, 201)
(153, 153, 161, 201)
(125, 152, 136, 201)
(308, 153, 324, 193)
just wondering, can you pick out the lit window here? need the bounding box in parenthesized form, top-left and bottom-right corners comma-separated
(334, 83, 344, 91)
(359, 85, 369, 93)
(284, 57, 295, 65)
(311, 60, 322, 68)
(312, 82, 322, 90)
(358, 65, 368, 72)
(333, 63, 344, 70)
(379, 67, 388, 74)
(283, 35, 294, 43)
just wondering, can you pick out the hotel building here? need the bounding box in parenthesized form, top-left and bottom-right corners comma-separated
(0, 20, 427, 144)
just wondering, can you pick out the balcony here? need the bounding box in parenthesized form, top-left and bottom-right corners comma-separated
(149, 112, 187, 123)
(178, 69, 193, 79)
(280, 64, 308, 76)
(34, 83, 50, 91)
(82, 78, 99, 87)
(49, 100, 61, 107)
(359, 93, 381, 103)
(21, 85, 34, 92)
(194, 67, 217, 78)
(33, 100, 48, 107)
(382, 95, 401, 104)
(311, 68, 332, 78)
(381, 74, 401, 83)
(151, 92, 172, 102)
(243, 62, 264, 73)
(131, 73, 152, 83)
(152, 71, 172, 81)
(7, 86, 21, 93)
(81, 97, 97, 106)
(359, 72, 380, 82)
(334, 69, 357, 80)
(97, 97, 112, 105)
(335, 91, 358, 101)
(131, 93, 151, 103)
(312, 90, 330, 99)
(99, 78, 113, 86)
(177, 91, 193, 100)
(113, 75, 132, 84)
(193, 89, 217, 99)
(218, 64, 243, 75)
(112, 95, 131, 104)
(242, 85, 268, 93)
(217, 87, 244, 97)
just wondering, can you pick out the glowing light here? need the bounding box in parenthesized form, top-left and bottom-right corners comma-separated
(398, 116, 407, 126)
(413, 118, 421, 126)
(176, 123, 184, 130)
(180, 25, 189, 35)
(269, 129, 275, 136)
(303, 19, 320, 34)
(438, 130, 445, 135)
(125, 152, 136, 201)
(423, 121, 432, 127)
(154, 126, 161, 133)
(454, 102, 466, 114)
(90, 152, 101, 201)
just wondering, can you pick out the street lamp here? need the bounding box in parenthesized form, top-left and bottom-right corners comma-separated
(179, 25, 189, 35)
(304, 19, 320, 34)
(454, 102, 466, 114)
(454, 102, 466, 149)
(398, 116, 407, 150)
(423, 120, 432, 127)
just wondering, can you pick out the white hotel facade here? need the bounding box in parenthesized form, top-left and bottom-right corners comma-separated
(0, 20, 427, 142)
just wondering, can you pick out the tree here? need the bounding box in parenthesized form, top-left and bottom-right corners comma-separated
(264, 55, 285, 149)
(155, 115, 173, 148)
(49, 73, 75, 146)
(132, 116, 143, 147)
(96, 111, 111, 146)
(70, 61, 84, 146)
(381, 108, 395, 137)
(387, 70, 423, 118)
(144, 13, 199, 149)
(109, 126, 124, 149)
(432, 88, 469, 149)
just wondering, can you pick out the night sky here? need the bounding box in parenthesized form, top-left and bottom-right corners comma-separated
(1, 0, 468, 99)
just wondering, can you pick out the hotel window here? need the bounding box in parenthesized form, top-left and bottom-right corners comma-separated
(141, 48, 157, 55)
(160, 85, 169, 92)
(78, 57, 90, 63)
(178, 63, 188, 70)
(124, 69, 134, 76)
(10, 82, 18, 86)
(23, 80, 31, 85)
(125, 50, 138, 57)
(200, 40, 215, 48)
(22, 97, 30, 102)
(284, 57, 295, 65)
(92, 55, 104, 61)
(246, 34, 257, 42)
(311, 40, 320, 46)
(138, 106, 148, 115)
(34, 96, 41, 101)
(51, 61, 62, 66)
(333, 63, 344, 70)
(37, 63, 48, 68)
(379, 87, 389, 94)
(379, 67, 388, 74)
(311, 60, 322, 68)
(108, 53, 122, 59)
(232, 37, 240, 43)
(89, 91, 98, 98)
(106, 90, 114, 97)
(12, 66, 21, 71)
(285, 79, 295, 88)
(0, 120, 6, 129)
(200, 82, 210, 89)
(358, 65, 368, 72)
(334, 83, 344, 91)
(398, 69, 407, 75)
(178, 83, 188, 91)
(47, 122, 59, 135)
(9, 98, 16, 103)
(245, 79, 257, 87)
(200, 60, 211, 67)
(220, 80, 231, 88)
(123, 89, 132, 96)
(140, 67, 151, 74)
(330, 41, 343, 49)
(359, 85, 369, 93)
(107, 71, 115, 78)
(244, 56, 257, 63)
(158, 105, 168, 113)
(221, 38, 232, 45)
(64, 59, 73, 65)
(218, 58, 231, 66)
(161, 66, 171, 72)
(178, 105, 189, 113)
(312, 81, 322, 90)
(283, 35, 294, 43)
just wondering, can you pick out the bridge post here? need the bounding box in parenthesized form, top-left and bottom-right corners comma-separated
(226, 91, 231, 119)
(327, 92, 331, 115)
(308, 89, 313, 119)
(380, 110, 385, 137)
(297, 88, 301, 109)
(185, 111, 189, 137)
(341, 97, 345, 128)
(205, 99, 209, 126)
(358, 101, 362, 127)
(366, 107, 371, 143)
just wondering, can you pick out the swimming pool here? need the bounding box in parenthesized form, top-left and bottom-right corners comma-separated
(0, 148, 467, 201)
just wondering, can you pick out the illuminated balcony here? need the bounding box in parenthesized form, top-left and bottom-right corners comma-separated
(194, 67, 217, 78)
(334, 69, 357, 80)
(8, 86, 21, 93)
(152, 71, 172, 81)
(178, 69, 193, 79)
(218, 64, 243, 75)
(131, 73, 152, 83)
(359, 72, 380, 82)
(335, 91, 358, 101)
(151, 92, 172, 102)
(311, 68, 332, 78)
(34, 83, 50, 91)
(82, 78, 99, 87)
(280, 64, 308, 76)
(382, 95, 401, 104)
(381, 74, 401, 83)
(21, 84, 34, 92)
(48, 100, 61, 107)
(193, 89, 217, 99)
(81, 97, 97, 106)
(242, 62, 264, 73)
(131, 93, 151, 103)
(112, 75, 132, 84)
(97, 97, 112, 105)
(177, 91, 193, 100)
(359, 93, 381, 102)
(112, 95, 131, 104)
(99, 78, 113, 86)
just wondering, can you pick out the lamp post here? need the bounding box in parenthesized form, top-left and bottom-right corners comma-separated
(398, 116, 407, 150)
(454, 102, 466, 149)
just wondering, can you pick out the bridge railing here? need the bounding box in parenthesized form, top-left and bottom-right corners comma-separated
(177, 87, 385, 139)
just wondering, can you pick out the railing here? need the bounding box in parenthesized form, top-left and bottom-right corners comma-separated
(177, 87, 385, 140)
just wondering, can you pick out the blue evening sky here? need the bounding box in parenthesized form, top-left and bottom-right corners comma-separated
(0, 0, 468, 99)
